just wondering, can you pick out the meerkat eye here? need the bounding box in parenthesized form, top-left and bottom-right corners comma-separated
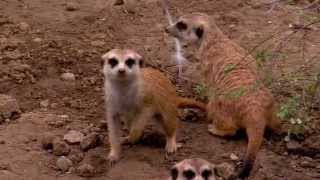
(201, 169, 212, 179)
(170, 167, 178, 180)
(176, 21, 187, 31)
(108, 58, 118, 68)
(125, 58, 136, 68)
(183, 170, 195, 179)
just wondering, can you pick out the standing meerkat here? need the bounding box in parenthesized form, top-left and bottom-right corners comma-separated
(102, 49, 206, 163)
(170, 158, 217, 180)
(166, 13, 281, 178)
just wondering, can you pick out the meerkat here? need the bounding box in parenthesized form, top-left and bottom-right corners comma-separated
(170, 158, 217, 180)
(102, 49, 206, 163)
(166, 13, 281, 178)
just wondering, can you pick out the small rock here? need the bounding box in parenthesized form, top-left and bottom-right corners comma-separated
(69, 150, 85, 163)
(61, 73, 76, 81)
(76, 164, 95, 177)
(41, 133, 55, 150)
(114, 0, 125, 6)
(90, 40, 105, 47)
(300, 160, 315, 168)
(64, 130, 84, 144)
(286, 140, 302, 152)
(53, 138, 70, 156)
(80, 133, 102, 151)
(215, 162, 235, 179)
(230, 153, 239, 161)
(18, 22, 30, 31)
(56, 156, 73, 172)
(40, 99, 49, 108)
(0, 94, 21, 122)
(33, 37, 42, 43)
(65, 3, 79, 11)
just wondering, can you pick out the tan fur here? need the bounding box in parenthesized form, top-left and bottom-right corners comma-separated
(102, 49, 206, 163)
(170, 158, 217, 180)
(166, 13, 281, 178)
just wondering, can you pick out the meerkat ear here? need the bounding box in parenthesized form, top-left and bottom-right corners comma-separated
(101, 53, 108, 67)
(195, 25, 204, 39)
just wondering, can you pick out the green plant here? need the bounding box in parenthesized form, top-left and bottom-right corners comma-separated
(278, 96, 308, 141)
(277, 97, 299, 119)
(255, 50, 273, 67)
(193, 83, 209, 101)
(223, 63, 237, 75)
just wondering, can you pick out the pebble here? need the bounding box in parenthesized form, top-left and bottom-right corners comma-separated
(41, 133, 55, 150)
(286, 140, 302, 152)
(56, 156, 73, 172)
(64, 130, 84, 144)
(18, 22, 30, 31)
(33, 37, 42, 43)
(114, 0, 125, 6)
(80, 132, 102, 151)
(76, 164, 95, 177)
(61, 73, 76, 81)
(90, 40, 105, 47)
(65, 3, 79, 11)
(68, 150, 85, 163)
(230, 153, 239, 161)
(0, 94, 21, 122)
(53, 138, 70, 156)
(40, 99, 49, 108)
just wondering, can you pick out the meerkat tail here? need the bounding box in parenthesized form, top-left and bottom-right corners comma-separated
(177, 97, 206, 111)
(238, 119, 266, 178)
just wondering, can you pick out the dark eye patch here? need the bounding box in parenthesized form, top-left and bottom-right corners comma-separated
(201, 169, 212, 179)
(171, 167, 178, 180)
(108, 58, 118, 68)
(176, 21, 187, 31)
(195, 26, 204, 39)
(125, 58, 136, 68)
(183, 169, 195, 179)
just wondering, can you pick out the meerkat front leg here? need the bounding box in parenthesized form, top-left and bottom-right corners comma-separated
(124, 107, 153, 144)
(107, 112, 122, 163)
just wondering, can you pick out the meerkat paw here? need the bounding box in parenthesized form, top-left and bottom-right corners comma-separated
(208, 124, 236, 137)
(165, 137, 179, 154)
(120, 136, 130, 145)
(107, 152, 120, 165)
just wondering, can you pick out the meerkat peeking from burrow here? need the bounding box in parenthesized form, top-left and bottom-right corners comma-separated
(170, 158, 217, 180)
(102, 49, 206, 163)
(166, 13, 281, 179)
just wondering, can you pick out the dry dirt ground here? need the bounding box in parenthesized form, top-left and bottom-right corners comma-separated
(0, 0, 320, 179)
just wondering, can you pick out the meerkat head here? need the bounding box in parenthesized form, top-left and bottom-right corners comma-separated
(170, 158, 217, 180)
(166, 13, 210, 47)
(101, 49, 143, 82)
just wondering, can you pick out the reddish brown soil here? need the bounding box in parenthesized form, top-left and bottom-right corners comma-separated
(0, 0, 320, 179)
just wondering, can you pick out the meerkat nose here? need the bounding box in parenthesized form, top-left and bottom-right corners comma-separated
(165, 26, 170, 33)
(118, 69, 126, 75)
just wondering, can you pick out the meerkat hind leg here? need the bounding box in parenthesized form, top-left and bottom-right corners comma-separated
(156, 113, 179, 154)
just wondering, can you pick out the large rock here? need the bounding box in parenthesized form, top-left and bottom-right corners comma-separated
(0, 94, 21, 123)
